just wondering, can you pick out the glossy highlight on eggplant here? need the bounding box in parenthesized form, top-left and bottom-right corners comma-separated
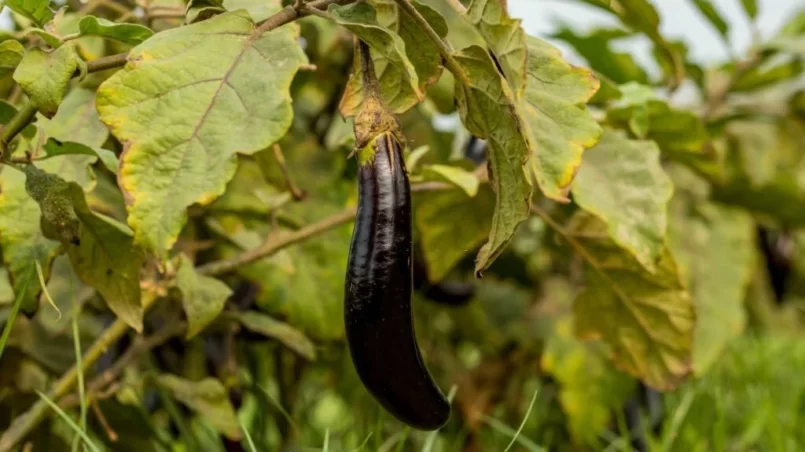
(344, 132, 450, 430)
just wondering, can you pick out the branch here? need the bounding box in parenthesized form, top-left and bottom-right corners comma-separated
(272, 144, 306, 201)
(0, 103, 36, 159)
(197, 206, 357, 276)
(255, 0, 354, 35)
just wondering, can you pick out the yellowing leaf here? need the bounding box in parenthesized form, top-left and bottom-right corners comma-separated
(96, 11, 307, 256)
(6, 0, 53, 26)
(571, 129, 673, 273)
(0, 40, 25, 76)
(331, 1, 424, 115)
(569, 212, 694, 390)
(176, 254, 232, 339)
(420, 164, 479, 197)
(522, 36, 602, 201)
(0, 170, 60, 314)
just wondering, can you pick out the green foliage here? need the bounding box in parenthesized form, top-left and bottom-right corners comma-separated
(0, 0, 803, 449)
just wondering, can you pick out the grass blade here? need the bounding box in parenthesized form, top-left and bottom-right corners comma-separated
(70, 275, 87, 452)
(323, 428, 330, 452)
(422, 385, 457, 452)
(36, 260, 60, 319)
(660, 389, 696, 452)
(480, 387, 543, 452)
(503, 387, 540, 452)
(0, 264, 35, 362)
(37, 391, 101, 452)
(240, 418, 258, 452)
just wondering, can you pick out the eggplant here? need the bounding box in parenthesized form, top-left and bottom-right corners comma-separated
(344, 131, 450, 430)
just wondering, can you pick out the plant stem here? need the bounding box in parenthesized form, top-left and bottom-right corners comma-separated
(255, 0, 354, 35)
(198, 207, 357, 276)
(392, 0, 470, 86)
(357, 39, 380, 100)
(0, 103, 36, 159)
(85, 53, 129, 73)
(272, 144, 306, 201)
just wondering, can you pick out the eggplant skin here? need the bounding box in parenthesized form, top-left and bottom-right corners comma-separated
(345, 132, 450, 430)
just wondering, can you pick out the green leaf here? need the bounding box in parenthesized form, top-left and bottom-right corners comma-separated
(0, 40, 25, 76)
(571, 129, 673, 273)
(223, 0, 281, 22)
(542, 316, 633, 445)
(607, 99, 708, 155)
(6, 0, 53, 27)
(13, 45, 80, 117)
(521, 36, 602, 201)
(569, 212, 694, 390)
(330, 1, 422, 115)
(209, 157, 288, 215)
(669, 199, 754, 375)
(41, 140, 118, 173)
(40, 88, 109, 148)
(185, 0, 226, 24)
(740, 0, 758, 19)
(732, 59, 804, 92)
(229, 310, 316, 360)
(176, 254, 232, 339)
(62, 183, 145, 331)
(96, 11, 308, 256)
(156, 375, 241, 440)
(78, 16, 154, 46)
(689, 0, 729, 40)
(453, 45, 531, 275)
(414, 187, 494, 282)
(24, 29, 62, 48)
(420, 164, 479, 197)
(552, 27, 649, 85)
(0, 170, 60, 314)
(466, 0, 527, 96)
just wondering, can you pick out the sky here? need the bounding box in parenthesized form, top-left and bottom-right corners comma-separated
(508, 0, 804, 70)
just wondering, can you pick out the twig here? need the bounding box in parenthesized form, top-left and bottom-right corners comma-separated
(392, 0, 470, 86)
(272, 144, 306, 201)
(91, 400, 118, 442)
(198, 207, 357, 276)
(255, 0, 354, 35)
(84, 53, 129, 74)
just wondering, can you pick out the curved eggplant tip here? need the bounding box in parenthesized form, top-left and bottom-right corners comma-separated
(385, 396, 450, 431)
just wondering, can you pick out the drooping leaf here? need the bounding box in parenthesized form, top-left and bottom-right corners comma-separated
(63, 183, 145, 331)
(96, 11, 308, 256)
(229, 310, 316, 360)
(689, 0, 729, 40)
(466, 0, 527, 96)
(41, 140, 118, 173)
(0, 40, 25, 76)
(0, 170, 60, 314)
(420, 164, 479, 197)
(452, 45, 531, 275)
(78, 16, 154, 46)
(6, 0, 54, 26)
(156, 375, 241, 440)
(414, 187, 494, 282)
(521, 36, 602, 201)
(569, 212, 694, 390)
(669, 198, 754, 375)
(571, 129, 673, 273)
(330, 1, 422, 115)
(13, 45, 80, 117)
(176, 254, 232, 339)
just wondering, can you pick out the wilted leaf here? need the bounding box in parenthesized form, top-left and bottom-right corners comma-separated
(13, 45, 80, 117)
(522, 36, 602, 201)
(466, 0, 527, 95)
(22, 165, 80, 246)
(420, 164, 479, 197)
(453, 45, 530, 275)
(669, 199, 754, 374)
(414, 187, 494, 282)
(156, 375, 241, 440)
(331, 1, 423, 115)
(0, 170, 60, 314)
(6, 0, 53, 26)
(569, 212, 694, 390)
(572, 129, 673, 273)
(63, 183, 145, 331)
(176, 254, 232, 339)
(0, 40, 25, 76)
(96, 11, 307, 256)
(229, 310, 316, 360)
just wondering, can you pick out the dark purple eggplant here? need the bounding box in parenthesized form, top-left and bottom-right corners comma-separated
(345, 130, 450, 430)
